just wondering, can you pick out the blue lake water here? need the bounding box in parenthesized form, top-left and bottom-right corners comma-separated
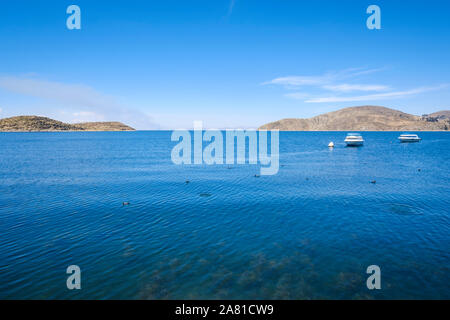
(0, 131, 449, 299)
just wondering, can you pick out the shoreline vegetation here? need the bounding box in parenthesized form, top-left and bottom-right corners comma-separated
(0, 116, 135, 132)
(0, 106, 449, 132)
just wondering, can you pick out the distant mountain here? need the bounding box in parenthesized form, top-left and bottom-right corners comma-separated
(259, 106, 450, 131)
(0, 116, 135, 132)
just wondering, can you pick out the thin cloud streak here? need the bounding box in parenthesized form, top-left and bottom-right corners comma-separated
(264, 67, 385, 88)
(305, 85, 449, 103)
(284, 92, 311, 99)
(347, 67, 388, 77)
(227, 0, 236, 16)
(264, 75, 332, 87)
(322, 84, 390, 92)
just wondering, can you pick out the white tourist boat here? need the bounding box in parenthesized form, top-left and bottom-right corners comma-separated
(345, 133, 364, 146)
(398, 133, 421, 142)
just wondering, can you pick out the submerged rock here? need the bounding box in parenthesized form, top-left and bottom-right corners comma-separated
(199, 193, 212, 197)
(388, 203, 423, 216)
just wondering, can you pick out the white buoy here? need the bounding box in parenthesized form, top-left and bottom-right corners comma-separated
(328, 142, 334, 148)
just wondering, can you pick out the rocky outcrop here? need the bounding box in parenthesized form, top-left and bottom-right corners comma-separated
(0, 116, 135, 132)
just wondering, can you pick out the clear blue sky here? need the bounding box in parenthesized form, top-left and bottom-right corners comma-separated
(0, 0, 449, 129)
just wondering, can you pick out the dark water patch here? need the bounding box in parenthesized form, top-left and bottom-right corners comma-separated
(387, 203, 424, 216)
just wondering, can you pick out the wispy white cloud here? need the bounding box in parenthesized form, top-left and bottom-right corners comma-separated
(345, 67, 387, 77)
(265, 67, 447, 105)
(0, 76, 118, 109)
(0, 75, 158, 129)
(264, 75, 332, 87)
(284, 92, 311, 99)
(322, 84, 390, 92)
(73, 111, 100, 117)
(264, 68, 385, 88)
(304, 85, 449, 103)
(71, 111, 106, 123)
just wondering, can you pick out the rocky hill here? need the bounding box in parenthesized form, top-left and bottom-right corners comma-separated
(425, 110, 450, 121)
(259, 106, 450, 131)
(73, 121, 135, 131)
(0, 116, 135, 132)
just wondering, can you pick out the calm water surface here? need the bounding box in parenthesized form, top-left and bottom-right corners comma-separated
(0, 131, 449, 299)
